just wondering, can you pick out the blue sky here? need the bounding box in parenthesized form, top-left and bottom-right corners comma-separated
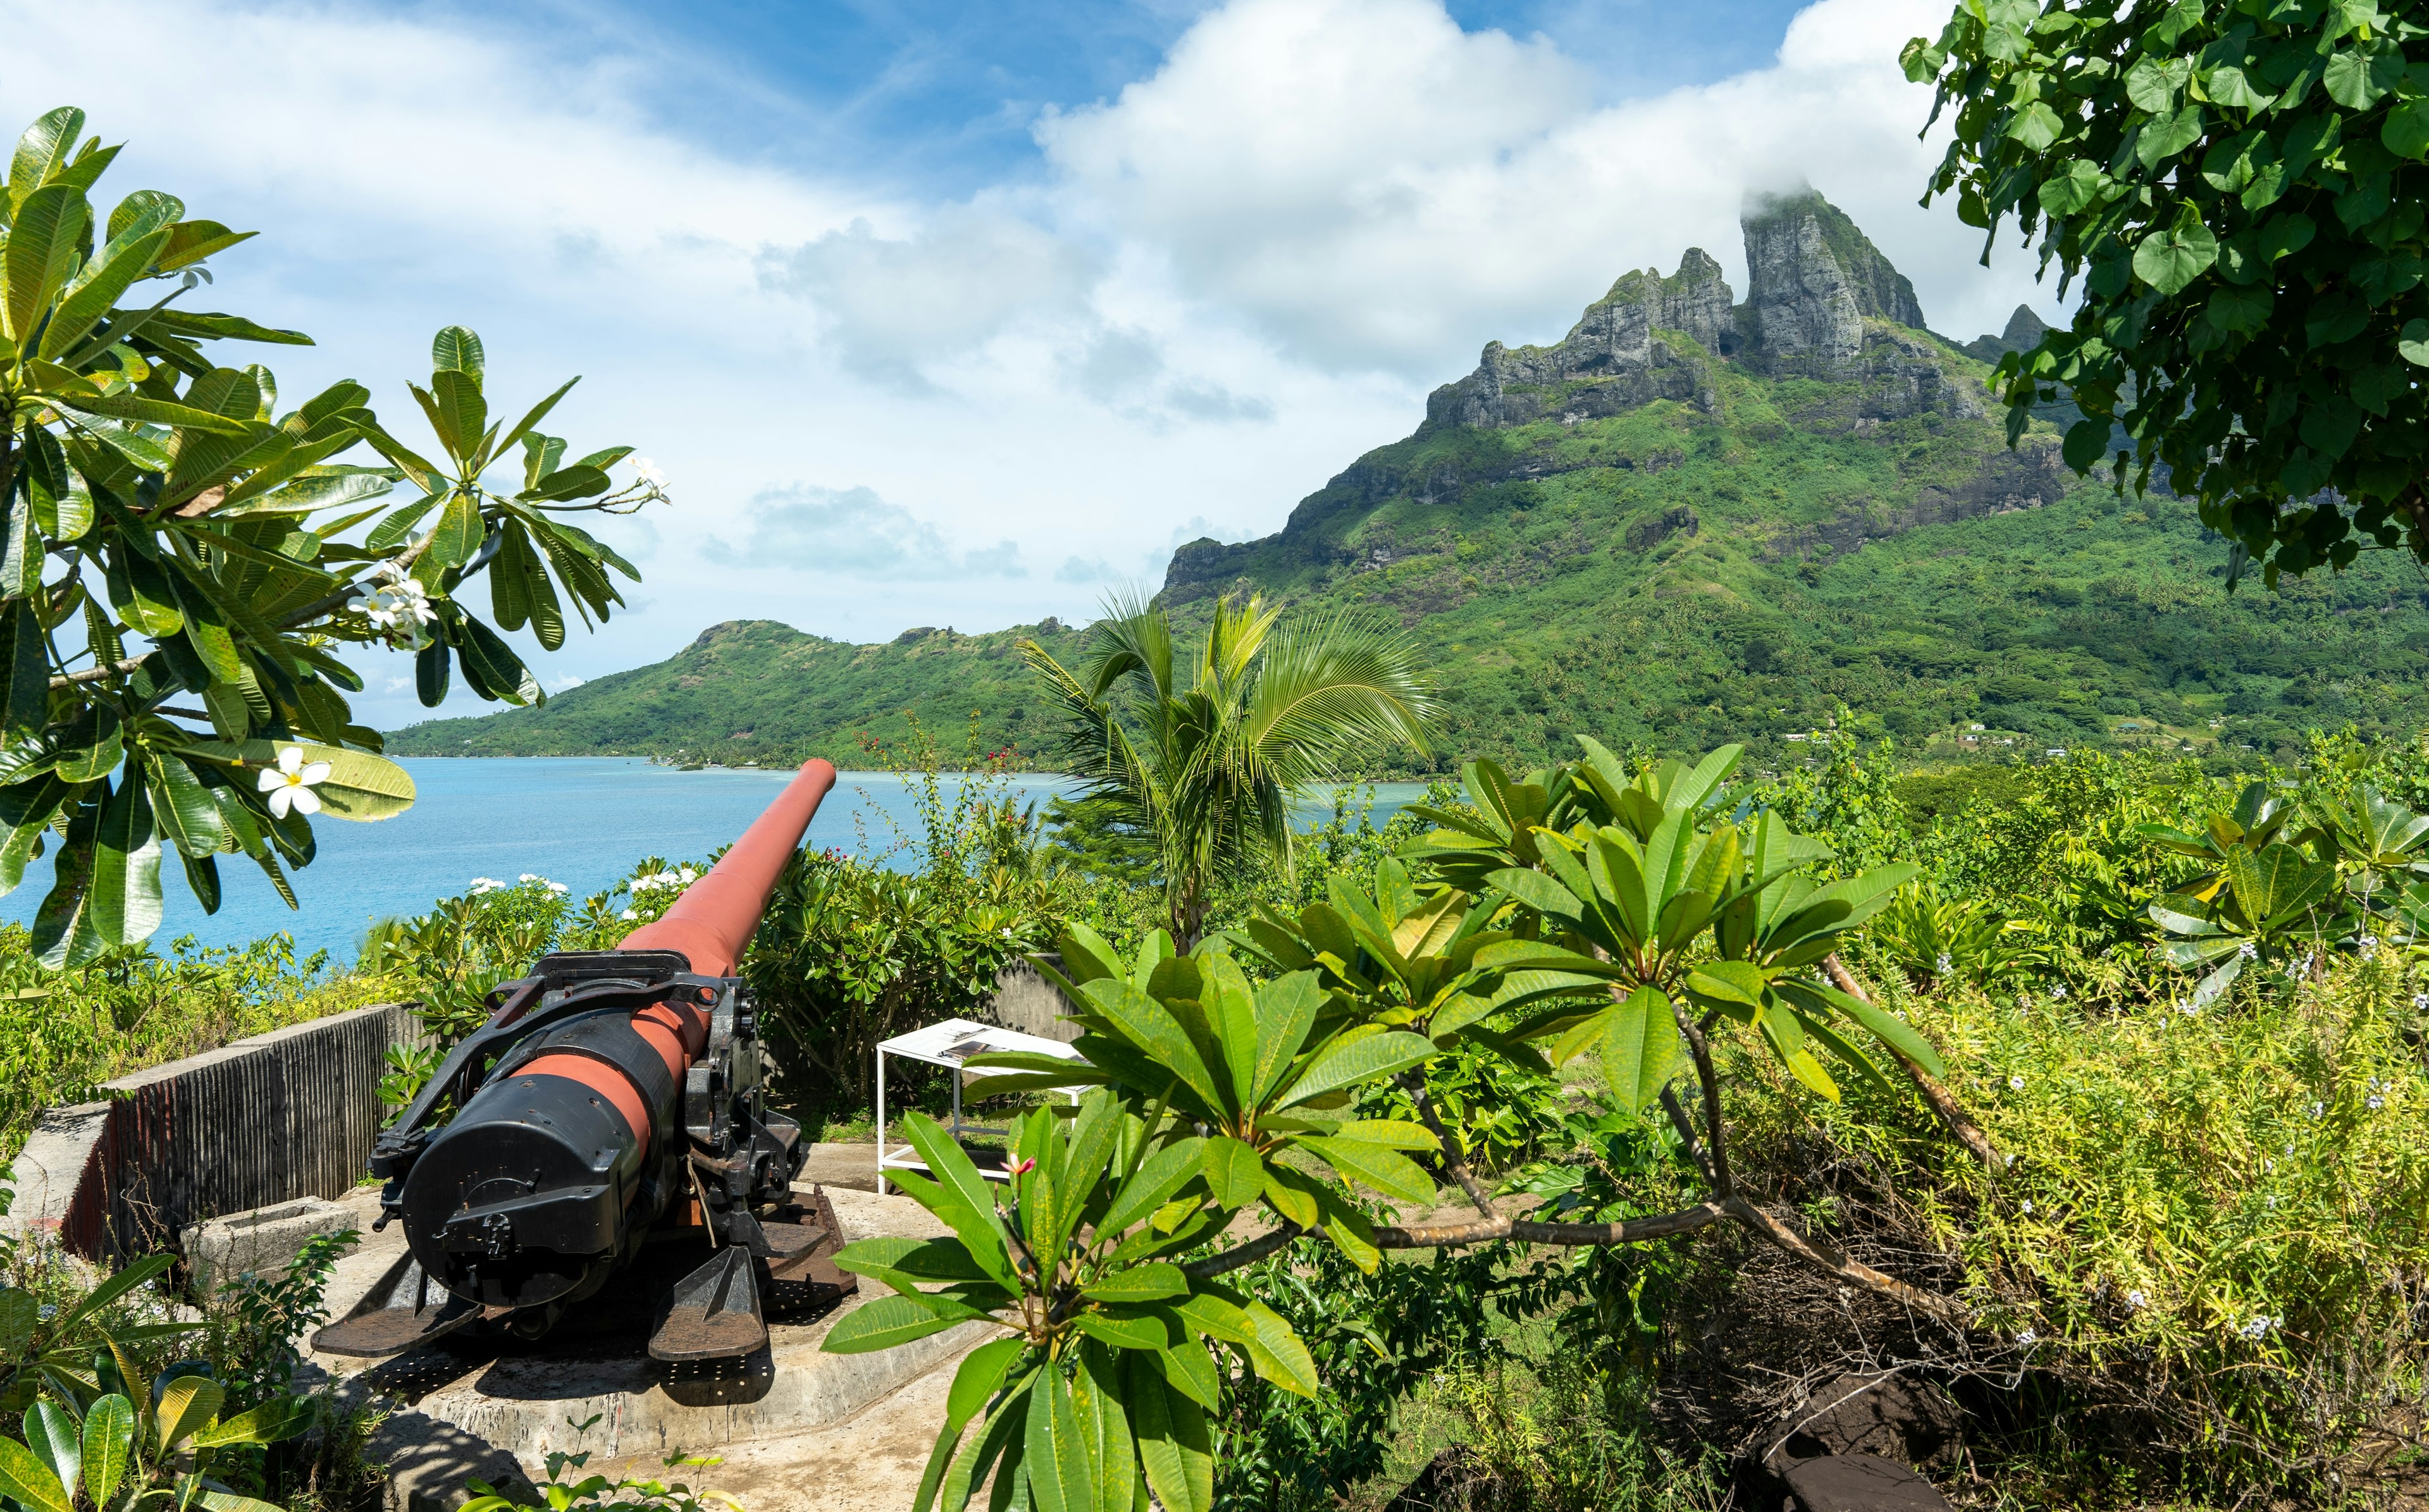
(4, 0, 2055, 732)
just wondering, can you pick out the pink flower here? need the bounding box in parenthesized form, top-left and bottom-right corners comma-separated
(1010, 1157, 1037, 1176)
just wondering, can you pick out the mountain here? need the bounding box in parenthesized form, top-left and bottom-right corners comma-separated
(388, 190, 2429, 771)
(384, 618, 1079, 764)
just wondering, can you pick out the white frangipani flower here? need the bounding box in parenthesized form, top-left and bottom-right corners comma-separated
(361, 564, 436, 634)
(257, 746, 331, 819)
(545, 882, 567, 894)
(519, 873, 541, 883)
(631, 455, 667, 488)
(621, 908, 638, 921)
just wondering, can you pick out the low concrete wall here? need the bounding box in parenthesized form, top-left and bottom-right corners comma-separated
(4, 1002, 424, 1262)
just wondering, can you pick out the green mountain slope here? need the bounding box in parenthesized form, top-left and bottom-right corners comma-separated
(385, 618, 1079, 763)
(390, 191, 2429, 771)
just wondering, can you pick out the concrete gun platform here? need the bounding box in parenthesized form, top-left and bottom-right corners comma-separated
(307, 1176, 987, 1511)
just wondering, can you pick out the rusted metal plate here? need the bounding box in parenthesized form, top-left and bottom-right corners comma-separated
(649, 1246, 767, 1363)
(312, 1250, 479, 1358)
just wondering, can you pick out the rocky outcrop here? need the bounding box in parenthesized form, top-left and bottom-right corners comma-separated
(1736, 190, 1929, 378)
(1964, 304, 2051, 364)
(1426, 191, 1960, 432)
(1424, 250, 1732, 429)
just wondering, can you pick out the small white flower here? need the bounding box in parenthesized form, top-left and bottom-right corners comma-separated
(519, 873, 541, 883)
(2266, 1194, 2278, 1208)
(2124, 1289, 2146, 1310)
(2310, 1100, 2325, 1119)
(2005, 1152, 2018, 1169)
(621, 908, 638, 921)
(2016, 1328, 2038, 1346)
(631, 455, 667, 488)
(1936, 951, 1954, 974)
(2020, 1200, 2034, 1214)
(2368, 1093, 2385, 1110)
(546, 881, 567, 894)
(256, 746, 331, 819)
(678, 867, 698, 883)
(2009, 1075, 2027, 1091)
(361, 566, 436, 634)
(2050, 983, 2068, 1000)
(2238, 941, 2259, 959)
(37, 1304, 55, 1322)
(2413, 993, 2429, 1011)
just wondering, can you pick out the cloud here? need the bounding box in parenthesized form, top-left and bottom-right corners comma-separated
(1063, 325, 1276, 424)
(1056, 556, 1120, 584)
(760, 204, 1099, 388)
(547, 674, 588, 692)
(1039, 0, 2051, 374)
(701, 484, 1027, 579)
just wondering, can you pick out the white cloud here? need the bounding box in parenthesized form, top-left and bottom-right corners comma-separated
(701, 485, 1027, 579)
(1039, 0, 2057, 372)
(761, 206, 1099, 388)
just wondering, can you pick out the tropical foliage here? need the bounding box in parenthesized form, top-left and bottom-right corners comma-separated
(820, 741, 1953, 1512)
(1021, 592, 1437, 945)
(1904, 0, 2429, 582)
(0, 104, 658, 966)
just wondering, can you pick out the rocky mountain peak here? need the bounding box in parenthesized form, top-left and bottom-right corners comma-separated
(1734, 188, 1927, 375)
(1424, 190, 1968, 433)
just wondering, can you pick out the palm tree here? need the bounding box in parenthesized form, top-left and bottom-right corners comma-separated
(1022, 591, 1438, 947)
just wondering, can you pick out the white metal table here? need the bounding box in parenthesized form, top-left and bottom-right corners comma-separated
(874, 1018, 1089, 1194)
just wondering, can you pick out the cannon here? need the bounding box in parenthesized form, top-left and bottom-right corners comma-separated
(314, 759, 851, 1364)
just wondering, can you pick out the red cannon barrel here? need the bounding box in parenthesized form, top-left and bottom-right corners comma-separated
(621, 758, 839, 974)
(512, 758, 836, 1152)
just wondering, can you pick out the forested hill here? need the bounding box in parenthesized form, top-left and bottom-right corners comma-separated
(388, 192, 2429, 772)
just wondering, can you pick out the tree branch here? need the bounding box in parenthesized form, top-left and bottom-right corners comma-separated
(1674, 995, 1734, 1198)
(1722, 1195, 1965, 1324)
(1659, 1083, 1719, 1189)
(1823, 953, 2001, 1171)
(1180, 1222, 1301, 1281)
(1395, 1069, 1500, 1222)
(1373, 1201, 1726, 1250)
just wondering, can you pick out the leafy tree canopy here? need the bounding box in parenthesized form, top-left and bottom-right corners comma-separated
(1905, 0, 2429, 584)
(0, 106, 661, 964)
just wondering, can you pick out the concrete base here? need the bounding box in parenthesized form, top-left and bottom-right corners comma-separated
(312, 1183, 981, 1507)
(185, 1196, 359, 1296)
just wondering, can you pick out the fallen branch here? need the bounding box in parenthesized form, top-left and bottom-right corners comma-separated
(1825, 953, 2002, 1171)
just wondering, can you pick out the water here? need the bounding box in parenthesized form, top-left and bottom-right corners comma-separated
(0, 759, 1429, 962)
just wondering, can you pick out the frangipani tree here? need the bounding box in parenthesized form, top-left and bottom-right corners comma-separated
(0, 106, 660, 964)
(826, 741, 1975, 1512)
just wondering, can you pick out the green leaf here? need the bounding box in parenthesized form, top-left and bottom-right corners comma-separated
(1241, 1301, 1319, 1398)
(0, 1435, 71, 1512)
(424, 491, 482, 572)
(66, 391, 252, 436)
(192, 1398, 310, 1447)
(175, 741, 416, 822)
(4, 182, 88, 347)
(2401, 318, 2429, 366)
(79, 1395, 132, 1509)
(91, 775, 162, 950)
(431, 369, 488, 467)
(821, 1294, 961, 1354)
(154, 1374, 225, 1453)
(431, 325, 485, 381)
(1073, 1312, 1168, 1351)
(2385, 97, 2429, 159)
(1599, 984, 1683, 1112)
(1025, 1366, 1092, 1512)
(56, 704, 123, 784)
(23, 1401, 78, 1501)
(1277, 1030, 1437, 1109)
(521, 464, 612, 503)
(1080, 1263, 1187, 1304)
(40, 226, 171, 361)
(894, 1111, 1019, 1288)
(155, 221, 257, 273)
(1758, 1000, 1839, 1102)
(0, 599, 46, 742)
(2325, 44, 2402, 108)
(1304, 1136, 1436, 1205)
(1098, 1137, 1205, 1236)
(1200, 1136, 1263, 1208)
(2037, 158, 2108, 216)
(2006, 101, 2063, 150)
(1128, 1355, 1213, 1512)
(2133, 212, 2220, 296)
